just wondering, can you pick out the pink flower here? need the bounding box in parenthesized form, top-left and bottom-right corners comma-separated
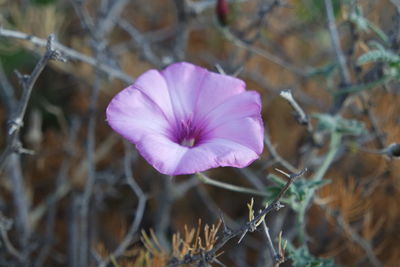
(106, 62, 264, 175)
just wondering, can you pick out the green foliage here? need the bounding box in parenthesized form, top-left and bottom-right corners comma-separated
(357, 50, 400, 65)
(349, 5, 389, 43)
(265, 174, 330, 212)
(312, 114, 365, 136)
(296, 0, 341, 22)
(356, 45, 400, 86)
(349, 3, 400, 92)
(306, 62, 337, 77)
(0, 49, 36, 75)
(287, 243, 340, 267)
(31, 0, 58, 6)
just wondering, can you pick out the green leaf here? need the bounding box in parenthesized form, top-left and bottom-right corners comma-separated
(306, 62, 337, 77)
(349, 6, 389, 43)
(265, 174, 330, 211)
(0, 49, 36, 75)
(332, 75, 392, 95)
(287, 243, 340, 267)
(312, 114, 365, 136)
(296, 0, 341, 22)
(31, 0, 58, 6)
(357, 50, 400, 65)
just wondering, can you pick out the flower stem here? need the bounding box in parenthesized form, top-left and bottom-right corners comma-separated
(196, 173, 268, 197)
(297, 131, 342, 244)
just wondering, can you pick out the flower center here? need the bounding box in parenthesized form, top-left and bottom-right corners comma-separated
(174, 119, 202, 147)
(180, 137, 196, 147)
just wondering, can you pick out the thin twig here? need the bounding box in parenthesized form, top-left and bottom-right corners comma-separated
(9, 34, 65, 135)
(0, 213, 24, 262)
(7, 154, 30, 252)
(0, 28, 133, 83)
(34, 118, 81, 267)
(98, 143, 147, 267)
(280, 90, 310, 127)
(168, 168, 307, 266)
(0, 34, 64, 170)
(261, 220, 283, 266)
(324, 0, 352, 114)
(196, 172, 269, 197)
(173, 0, 190, 61)
(297, 131, 341, 244)
(117, 19, 161, 67)
(264, 125, 298, 174)
(279, 89, 317, 145)
(324, 0, 351, 85)
(97, 0, 130, 36)
(237, 168, 265, 191)
(221, 28, 308, 77)
(389, 0, 400, 13)
(77, 72, 100, 267)
(0, 34, 64, 262)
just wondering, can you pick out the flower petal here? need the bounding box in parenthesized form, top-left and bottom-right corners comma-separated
(199, 91, 264, 154)
(137, 133, 259, 175)
(173, 138, 259, 175)
(136, 134, 188, 175)
(205, 117, 264, 155)
(194, 70, 246, 118)
(133, 69, 175, 122)
(161, 62, 208, 121)
(106, 87, 170, 143)
(199, 91, 261, 127)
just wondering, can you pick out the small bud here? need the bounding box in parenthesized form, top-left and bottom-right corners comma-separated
(384, 143, 400, 158)
(216, 0, 229, 26)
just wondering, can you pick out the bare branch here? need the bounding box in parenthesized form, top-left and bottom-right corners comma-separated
(261, 220, 284, 266)
(264, 125, 298, 174)
(0, 34, 65, 262)
(0, 28, 133, 83)
(221, 28, 308, 77)
(98, 142, 147, 267)
(324, 0, 352, 114)
(117, 19, 161, 67)
(0, 213, 24, 262)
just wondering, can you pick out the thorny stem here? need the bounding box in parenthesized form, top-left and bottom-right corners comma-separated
(261, 220, 282, 265)
(196, 172, 269, 197)
(169, 169, 307, 267)
(0, 34, 63, 171)
(0, 34, 64, 261)
(9, 35, 63, 135)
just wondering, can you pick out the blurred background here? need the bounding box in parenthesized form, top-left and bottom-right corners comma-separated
(0, 0, 400, 266)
